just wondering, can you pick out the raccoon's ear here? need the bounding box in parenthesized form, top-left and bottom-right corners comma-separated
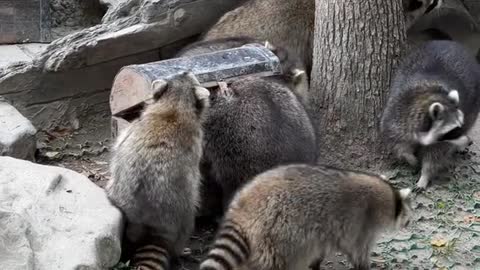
(151, 79, 168, 100)
(185, 71, 201, 86)
(448, 89, 459, 105)
(194, 86, 210, 100)
(399, 188, 412, 200)
(429, 102, 444, 120)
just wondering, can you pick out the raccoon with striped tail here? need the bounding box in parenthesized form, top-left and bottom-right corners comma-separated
(199, 164, 413, 270)
(105, 72, 210, 269)
(380, 40, 480, 190)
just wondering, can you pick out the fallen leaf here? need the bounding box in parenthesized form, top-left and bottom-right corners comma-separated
(431, 238, 447, 247)
(464, 215, 477, 224)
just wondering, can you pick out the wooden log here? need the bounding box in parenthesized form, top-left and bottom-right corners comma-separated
(0, 0, 51, 44)
(110, 43, 281, 118)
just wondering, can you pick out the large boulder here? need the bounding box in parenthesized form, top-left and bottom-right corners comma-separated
(0, 157, 123, 270)
(0, 97, 37, 161)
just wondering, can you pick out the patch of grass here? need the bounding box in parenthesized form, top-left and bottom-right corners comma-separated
(432, 237, 459, 258)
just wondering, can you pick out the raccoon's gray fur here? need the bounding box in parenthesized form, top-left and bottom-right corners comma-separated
(176, 36, 310, 105)
(105, 72, 210, 269)
(201, 76, 316, 214)
(380, 40, 480, 190)
(199, 164, 413, 270)
(201, 0, 315, 73)
(404, 0, 440, 29)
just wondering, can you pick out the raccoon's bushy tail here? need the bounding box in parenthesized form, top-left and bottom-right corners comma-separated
(200, 220, 250, 270)
(132, 244, 170, 270)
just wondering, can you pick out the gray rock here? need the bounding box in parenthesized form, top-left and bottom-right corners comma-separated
(0, 99, 37, 160)
(0, 44, 48, 69)
(0, 157, 123, 270)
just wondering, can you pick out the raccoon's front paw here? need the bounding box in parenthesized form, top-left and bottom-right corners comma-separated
(413, 186, 426, 194)
(445, 135, 470, 150)
(217, 81, 233, 97)
(414, 175, 429, 192)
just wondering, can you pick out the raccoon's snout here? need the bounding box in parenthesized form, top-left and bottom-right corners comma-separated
(417, 109, 465, 146)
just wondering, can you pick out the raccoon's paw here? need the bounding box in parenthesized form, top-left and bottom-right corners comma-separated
(413, 186, 426, 194)
(414, 175, 429, 193)
(447, 135, 472, 152)
(217, 81, 234, 98)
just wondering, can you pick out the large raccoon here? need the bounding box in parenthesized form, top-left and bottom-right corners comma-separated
(105, 72, 210, 269)
(199, 164, 413, 270)
(380, 40, 480, 190)
(201, 76, 316, 215)
(200, 0, 315, 73)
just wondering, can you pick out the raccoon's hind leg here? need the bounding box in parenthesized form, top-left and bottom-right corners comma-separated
(394, 142, 419, 167)
(173, 209, 195, 259)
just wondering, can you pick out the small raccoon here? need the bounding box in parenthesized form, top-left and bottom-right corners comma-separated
(200, 0, 315, 73)
(201, 75, 316, 215)
(199, 164, 413, 270)
(176, 36, 310, 105)
(105, 72, 210, 269)
(380, 40, 480, 190)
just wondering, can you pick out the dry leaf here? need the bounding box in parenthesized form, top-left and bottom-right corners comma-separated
(431, 238, 447, 247)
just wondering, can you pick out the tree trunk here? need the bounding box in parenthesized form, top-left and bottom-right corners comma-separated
(310, 0, 407, 170)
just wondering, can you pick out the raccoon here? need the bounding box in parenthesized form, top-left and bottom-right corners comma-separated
(380, 40, 480, 190)
(199, 164, 413, 270)
(201, 75, 316, 215)
(105, 72, 210, 269)
(200, 0, 315, 73)
(176, 36, 310, 105)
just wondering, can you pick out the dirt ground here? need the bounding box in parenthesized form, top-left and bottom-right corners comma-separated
(35, 113, 480, 270)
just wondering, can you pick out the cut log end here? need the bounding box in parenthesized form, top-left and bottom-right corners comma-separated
(110, 67, 152, 116)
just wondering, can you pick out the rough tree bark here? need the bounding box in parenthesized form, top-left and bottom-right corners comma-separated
(310, 0, 407, 170)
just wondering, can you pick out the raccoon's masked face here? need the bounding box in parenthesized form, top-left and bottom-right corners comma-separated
(415, 90, 463, 146)
(394, 188, 413, 230)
